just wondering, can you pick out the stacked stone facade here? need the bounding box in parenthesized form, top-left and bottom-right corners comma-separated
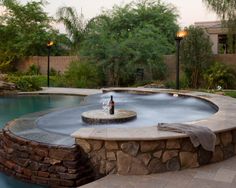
(76, 130, 236, 176)
(0, 128, 95, 188)
(0, 120, 236, 186)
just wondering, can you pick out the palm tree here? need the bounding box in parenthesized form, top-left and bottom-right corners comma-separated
(202, 0, 236, 20)
(56, 6, 85, 54)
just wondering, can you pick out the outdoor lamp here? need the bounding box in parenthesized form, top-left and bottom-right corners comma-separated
(175, 30, 187, 90)
(47, 41, 54, 87)
(47, 41, 54, 48)
(176, 30, 187, 39)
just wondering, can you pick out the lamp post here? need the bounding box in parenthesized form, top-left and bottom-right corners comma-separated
(175, 30, 187, 90)
(47, 41, 54, 87)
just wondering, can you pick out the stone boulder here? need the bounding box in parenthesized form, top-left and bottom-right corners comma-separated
(0, 81, 16, 94)
(0, 81, 16, 91)
(0, 74, 7, 80)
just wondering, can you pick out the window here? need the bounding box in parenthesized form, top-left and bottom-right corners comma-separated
(218, 34, 236, 54)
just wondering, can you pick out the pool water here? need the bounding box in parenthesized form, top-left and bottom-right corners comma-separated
(0, 173, 44, 188)
(37, 92, 217, 136)
(0, 95, 84, 128)
(0, 95, 84, 188)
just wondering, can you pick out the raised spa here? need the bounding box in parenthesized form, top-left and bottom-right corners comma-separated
(36, 92, 217, 135)
(4, 90, 236, 188)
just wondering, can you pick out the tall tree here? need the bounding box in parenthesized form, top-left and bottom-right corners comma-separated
(81, 0, 179, 86)
(0, 0, 69, 72)
(56, 6, 85, 54)
(180, 26, 213, 88)
(1, 0, 51, 55)
(203, 0, 236, 20)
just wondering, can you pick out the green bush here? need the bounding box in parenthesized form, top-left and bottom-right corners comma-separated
(204, 62, 236, 89)
(50, 68, 58, 76)
(164, 74, 189, 89)
(49, 75, 67, 87)
(164, 80, 175, 89)
(26, 64, 41, 75)
(7, 75, 44, 91)
(6, 73, 80, 91)
(64, 61, 102, 88)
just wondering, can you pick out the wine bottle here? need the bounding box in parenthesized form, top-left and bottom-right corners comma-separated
(109, 95, 115, 115)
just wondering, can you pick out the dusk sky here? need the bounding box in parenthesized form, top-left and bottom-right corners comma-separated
(19, 0, 219, 32)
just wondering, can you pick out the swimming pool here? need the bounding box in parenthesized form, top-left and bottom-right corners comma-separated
(0, 95, 84, 128)
(0, 94, 84, 188)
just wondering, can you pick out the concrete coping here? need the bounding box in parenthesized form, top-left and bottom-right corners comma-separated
(71, 88, 236, 141)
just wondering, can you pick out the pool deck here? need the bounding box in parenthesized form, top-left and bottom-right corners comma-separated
(18, 87, 236, 187)
(19, 87, 102, 96)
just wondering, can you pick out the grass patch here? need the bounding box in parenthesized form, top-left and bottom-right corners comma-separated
(224, 90, 236, 98)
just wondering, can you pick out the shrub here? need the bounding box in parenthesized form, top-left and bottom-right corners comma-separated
(7, 75, 43, 91)
(203, 62, 236, 89)
(26, 64, 41, 75)
(64, 61, 102, 88)
(50, 75, 67, 87)
(164, 73, 189, 89)
(50, 68, 58, 76)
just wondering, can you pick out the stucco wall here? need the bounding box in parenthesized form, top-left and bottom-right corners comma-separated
(213, 54, 236, 69)
(17, 56, 79, 75)
(16, 54, 236, 81)
(164, 54, 236, 81)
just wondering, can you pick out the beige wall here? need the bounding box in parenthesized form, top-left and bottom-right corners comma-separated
(17, 56, 79, 74)
(213, 54, 236, 69)
(163, 55, 176, 81)
(164, 54, 236, 81)
(17, 54, 236, 81)
(209, 34, 218, 54)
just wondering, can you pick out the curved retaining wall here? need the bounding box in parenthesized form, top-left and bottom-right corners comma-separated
(0, 126, 95, 188)
(76, 130, 236, 175)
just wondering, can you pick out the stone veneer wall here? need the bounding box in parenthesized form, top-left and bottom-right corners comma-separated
(76, 130, 236, 176)
(1, 120, 235, 186)
(0, 128, 96, 188)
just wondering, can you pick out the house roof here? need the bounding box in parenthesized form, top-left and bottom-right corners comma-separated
(194, 21, 227, 34)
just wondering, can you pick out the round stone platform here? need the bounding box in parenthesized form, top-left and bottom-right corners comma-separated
(81, 109, 137, 124)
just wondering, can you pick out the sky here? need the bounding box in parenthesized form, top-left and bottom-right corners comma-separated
(19, 0, 219, 32)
